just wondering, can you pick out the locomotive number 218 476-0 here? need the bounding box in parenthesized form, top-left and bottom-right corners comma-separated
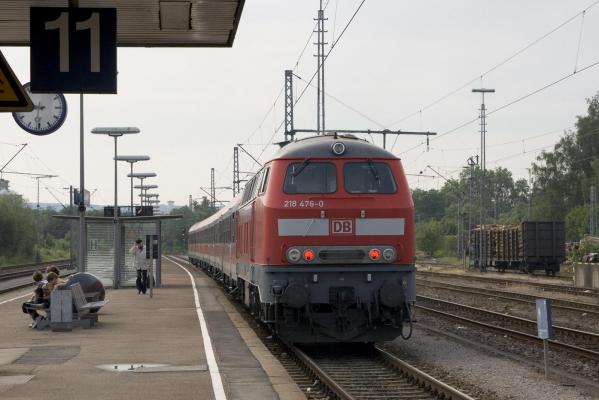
(283, 200, 325, 208)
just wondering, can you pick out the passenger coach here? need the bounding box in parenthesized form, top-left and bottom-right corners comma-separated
(188, 134, 416, 343)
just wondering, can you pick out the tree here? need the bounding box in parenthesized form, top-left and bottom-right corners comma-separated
(565, 205, 589, 242)
(416, 220, 445, 257)
(0, 194, 37, 263)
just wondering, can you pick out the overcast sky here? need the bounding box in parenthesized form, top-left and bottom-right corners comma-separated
(1, 0, 599, 208)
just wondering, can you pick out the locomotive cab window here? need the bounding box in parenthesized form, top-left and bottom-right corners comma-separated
(344, 161, 397, 194)
(283, 162, 337, 194)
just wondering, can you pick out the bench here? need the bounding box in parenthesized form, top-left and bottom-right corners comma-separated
(69, 282, 109, 328)
(33, 283, 109, 331)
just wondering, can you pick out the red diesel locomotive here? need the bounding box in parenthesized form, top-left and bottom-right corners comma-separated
(188, 134, 415, 343)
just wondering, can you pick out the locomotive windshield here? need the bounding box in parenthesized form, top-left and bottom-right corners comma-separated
(344, 161, 397, 194)
(284, 162, 337, 194)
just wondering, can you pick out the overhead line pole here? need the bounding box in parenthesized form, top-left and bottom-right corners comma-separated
(467, 155, 478, 269)
(210, 168, 216, 209)
(472, 88, 494, 271)
(233, 147, 240, 196)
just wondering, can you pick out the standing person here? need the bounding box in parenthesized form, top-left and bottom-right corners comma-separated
(130, 239, 148, 294)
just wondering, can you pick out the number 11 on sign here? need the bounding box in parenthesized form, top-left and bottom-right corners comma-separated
(45, 12, 100, 73)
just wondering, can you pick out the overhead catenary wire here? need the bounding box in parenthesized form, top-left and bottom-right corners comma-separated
(240, 0, 369, 178)
(389, 0, 599, 152)
(398, 57, 599, 157)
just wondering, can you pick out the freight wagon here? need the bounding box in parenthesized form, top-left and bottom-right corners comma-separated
(470, 221, 565, 276)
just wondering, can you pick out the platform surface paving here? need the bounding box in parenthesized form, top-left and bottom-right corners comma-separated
(0, 257, 302, 400)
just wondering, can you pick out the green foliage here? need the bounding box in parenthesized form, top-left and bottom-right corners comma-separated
(0, 194, 73, 266)
(413, 92, 599, 244)
(569, 237, 599, 261)
(532, 93, 599, 229)
(565, 205, 589, 242)
(0, 194, 37, 263)
(416, 220, 446, 257)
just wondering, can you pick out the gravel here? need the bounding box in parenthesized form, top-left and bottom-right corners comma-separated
(384, 325, 597, 400)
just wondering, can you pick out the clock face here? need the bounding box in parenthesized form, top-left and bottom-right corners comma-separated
(12, 83, 67, 136)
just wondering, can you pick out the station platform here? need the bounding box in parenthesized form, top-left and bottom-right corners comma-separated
(0, 257, 304, 400)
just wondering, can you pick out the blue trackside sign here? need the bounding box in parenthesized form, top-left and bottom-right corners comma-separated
(536, 299, 553, 339)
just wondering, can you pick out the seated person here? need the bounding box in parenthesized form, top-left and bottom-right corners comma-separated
(41, 272, 66, 301)
(46, 266, 67, 285)
(21, 271, 46, 328)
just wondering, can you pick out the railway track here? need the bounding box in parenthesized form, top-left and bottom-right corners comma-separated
(288, 344, 475, 400)
(417, 270, 599, 298)
(416, 295, 599, 360)
(0, 259, 74, 294)
(170, 255, 476, 400)
(416, 279, 599, 316)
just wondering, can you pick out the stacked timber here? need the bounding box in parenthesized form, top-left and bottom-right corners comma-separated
(469, 221, 565, 274)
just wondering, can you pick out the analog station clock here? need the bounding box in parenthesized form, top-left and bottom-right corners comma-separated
(12, 82, 67, 135)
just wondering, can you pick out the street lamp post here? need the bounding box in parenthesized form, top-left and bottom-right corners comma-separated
(127, 172, 158, 206)
(134, 182, 158, 206)
(92, 127, 140, 287)
(114, 155, 150, 213)
(131, 180, 157, 207)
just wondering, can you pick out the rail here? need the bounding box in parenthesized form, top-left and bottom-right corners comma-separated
(288, 343, 476, 400)
(416, 279, 599, 316)
(416, 296, 599, 360)
(416, 270, 599, 297)
(0, 259, 75, 294)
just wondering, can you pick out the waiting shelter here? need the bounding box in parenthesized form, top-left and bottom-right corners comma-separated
(55, 214, 181, 288)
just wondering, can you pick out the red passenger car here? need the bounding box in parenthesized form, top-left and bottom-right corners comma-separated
(189, 134, 415, 343)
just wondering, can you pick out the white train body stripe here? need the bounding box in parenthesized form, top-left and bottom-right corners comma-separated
(355, 218, 405, 235)
(277, 218, 405, 236)
(278, 218, 329, 236)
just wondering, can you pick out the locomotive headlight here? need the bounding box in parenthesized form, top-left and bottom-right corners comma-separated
(331, 142, 346, 156)
(369, 248, 381, 261)
(383, 248, 396, 262)
(287, 248, 302, 263)
(303, 248, 316, 261)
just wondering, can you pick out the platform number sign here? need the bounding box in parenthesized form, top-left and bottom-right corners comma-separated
(30, 8, 117, 94)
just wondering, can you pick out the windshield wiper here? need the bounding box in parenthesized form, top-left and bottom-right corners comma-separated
(292, 158, 311, 178)
(367, 159, 380, 183)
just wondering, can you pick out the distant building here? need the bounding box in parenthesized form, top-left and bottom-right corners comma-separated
(167, 200, 175, 213)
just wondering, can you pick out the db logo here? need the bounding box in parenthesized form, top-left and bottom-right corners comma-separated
(332, 219, 353, 235)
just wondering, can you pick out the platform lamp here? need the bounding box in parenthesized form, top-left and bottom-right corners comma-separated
(140, 193, 160, 204)
(114, 155, 150, 213)
(92, 127, 140, 287)
(135, 184, 158, 206)
(129, 175, 157, 206)
(92, 127, 140, 216)
(134, 184, 158, 207)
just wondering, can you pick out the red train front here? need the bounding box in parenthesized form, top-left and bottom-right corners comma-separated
(188, 134, 416, 343)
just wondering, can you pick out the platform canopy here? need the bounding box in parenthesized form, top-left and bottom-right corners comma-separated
(0, 0, 245, 47)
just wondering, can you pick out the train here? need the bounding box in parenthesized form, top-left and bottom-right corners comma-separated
(469, 221, 565, 276)
(187, 134, 416, 343)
